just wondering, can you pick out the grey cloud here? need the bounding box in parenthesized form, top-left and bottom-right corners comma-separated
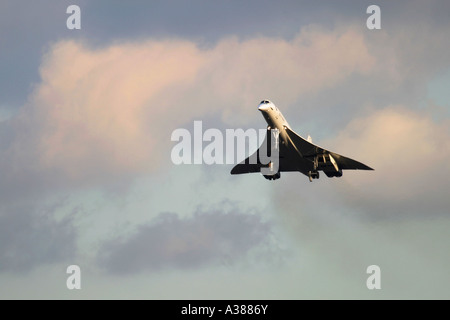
(0, 0, 86, 108)
(98, 209, 272, 274)
(4, 0, 447, 109)
(280, 1, 450, 138)
(271, 175, 450, 299)
(73, 0, 450, 45)
(1, 0, 314, 107)
(334, 179, 450, 222)
(0, 203, 77, 273)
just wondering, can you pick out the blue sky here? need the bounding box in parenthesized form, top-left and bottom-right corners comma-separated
(0, 0, 449, 299)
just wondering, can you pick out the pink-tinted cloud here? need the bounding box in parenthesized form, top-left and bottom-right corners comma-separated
(1, 26, 375, 191)
(328, 107, 450, 209)
(204, 26, 375, 122)
(34, 40, 204, 180)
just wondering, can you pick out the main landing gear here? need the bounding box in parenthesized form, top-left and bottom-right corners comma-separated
(308, 170, 319, 182)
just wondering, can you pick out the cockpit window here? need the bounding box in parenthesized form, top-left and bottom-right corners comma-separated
(260, 100, 270, 104)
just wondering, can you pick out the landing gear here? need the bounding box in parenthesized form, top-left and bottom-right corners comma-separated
(308, 155, 320, 182)
(264, 161, 281, 180)
(308, 170, 319, 182)
(264, 172, 281, 180)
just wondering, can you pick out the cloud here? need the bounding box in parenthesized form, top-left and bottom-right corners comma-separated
(97, 208, 272, 274)
(35, 39, 203, 178)
(326, 107, 450, 219)
(0, 203, 77, 273)
(203, 26, 375, 120)
(272, 106, 450, 231)
(0, 26, 374, 200)
(269, 106, 450, 299)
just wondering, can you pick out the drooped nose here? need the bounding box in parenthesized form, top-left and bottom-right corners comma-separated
(258, 100, 270, 111)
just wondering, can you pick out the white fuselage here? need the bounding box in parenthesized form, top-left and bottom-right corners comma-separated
(257, 100, 290, 145)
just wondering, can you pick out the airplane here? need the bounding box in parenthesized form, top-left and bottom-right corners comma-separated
(230, 100, 373, 182)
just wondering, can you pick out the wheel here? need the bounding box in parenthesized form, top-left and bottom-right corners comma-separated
(308, 171, 319, 181)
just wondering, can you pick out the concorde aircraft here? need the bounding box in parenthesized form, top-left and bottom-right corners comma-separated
(230, 100, 373, 181)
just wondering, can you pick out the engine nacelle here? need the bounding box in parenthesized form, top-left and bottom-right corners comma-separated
(324, 169, 343, 178)
(318, 153, 342, 178)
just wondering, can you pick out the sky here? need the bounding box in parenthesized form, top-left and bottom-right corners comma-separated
(0, 0, 449, 299)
